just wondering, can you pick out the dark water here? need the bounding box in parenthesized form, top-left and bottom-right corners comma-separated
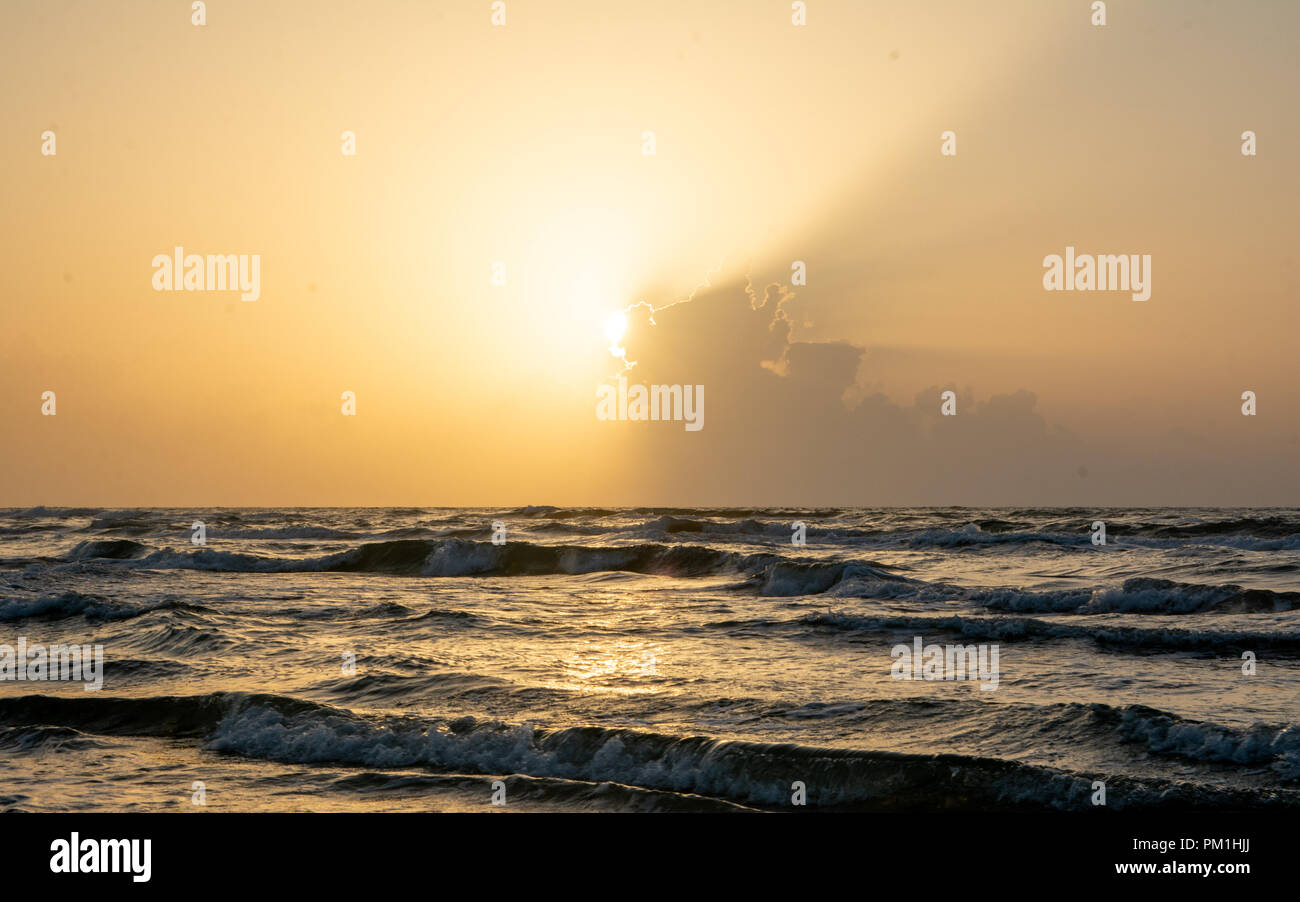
(1, 506, 1298, 811)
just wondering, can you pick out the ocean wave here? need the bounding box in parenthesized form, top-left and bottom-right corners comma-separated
(0, 591, 211, 623)
(57, 537, 775, 579)
(113, 624, 240, 656)
(4, 507, 102, 519)
(509, 506, 621, 520)
(49, 536, 1297, 620)
(822, 574, 1300, 614)
(198, 526, 367, 540)
(1129, 516, 1300, 539)
(1107, 704, 1300, 777)
(271, 601, 416, 621)
(67, 539, 151, 560)
(5, 692, 1296, 805)
(900, 525, 1090, 548)
(1082, 578, 1300, 614)
(196, 699, 1210, 808)
(785, 611, 1300, 654)
(0, 523, 71, 536)
(734, 559, 910, 596)
(633, 515, 782, 537)
(634, 507, 844, 519)
(314, 670, 557, 707)
(0, 725, 106, 754)
(0, 692, 315, 738)
(685, 520, 1300, 551)
(968, 577, 1300, 614)
(29, 510, 1300, 555)
(175, 695, 1300, 808)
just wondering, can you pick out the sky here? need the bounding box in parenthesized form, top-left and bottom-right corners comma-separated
(1, 0, 1298, 506)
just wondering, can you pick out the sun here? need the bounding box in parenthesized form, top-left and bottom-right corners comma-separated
(603, 311, 628, 356)
(603, 311, 628, 345)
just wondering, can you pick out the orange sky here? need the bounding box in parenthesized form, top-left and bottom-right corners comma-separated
(2, 0, 1298, 505)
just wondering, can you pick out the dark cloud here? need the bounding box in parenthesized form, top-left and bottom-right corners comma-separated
(609, 277, 1092, 506)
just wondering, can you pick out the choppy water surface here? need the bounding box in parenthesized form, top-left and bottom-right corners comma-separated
(2, 506, 1298, 811)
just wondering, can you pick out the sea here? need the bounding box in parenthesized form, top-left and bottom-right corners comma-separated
(1, 506, 1297, 812)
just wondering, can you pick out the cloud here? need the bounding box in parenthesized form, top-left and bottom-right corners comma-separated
(606, 275, 1094, 505)
(592, 268, 1300, 506)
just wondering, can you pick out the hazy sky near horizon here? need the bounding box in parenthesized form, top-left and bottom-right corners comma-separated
(2, 0, 1298, 506)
